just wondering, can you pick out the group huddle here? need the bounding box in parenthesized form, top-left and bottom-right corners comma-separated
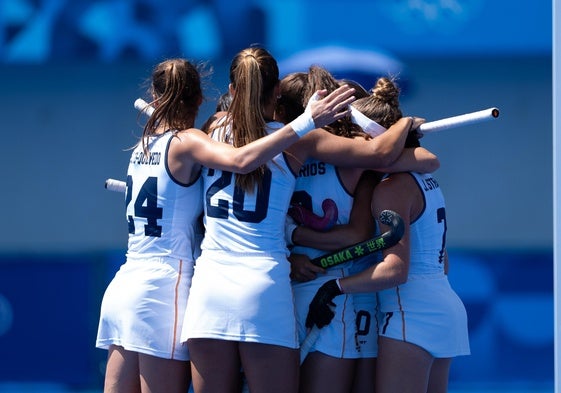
(96, 46, 470, 393)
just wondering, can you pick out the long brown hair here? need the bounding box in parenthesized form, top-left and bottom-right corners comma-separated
(226, 46, 279, 192)
(140, 58, 203, 155)
(277, 72, 307, 123)
(305, 65, 365, 139)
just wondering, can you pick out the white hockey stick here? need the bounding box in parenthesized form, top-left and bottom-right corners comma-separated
(418, 107, 499, 134)
(134, 98, 154, 117)
(105, 178, 126, 193)
(104, 100, 152, 195)
(300, 325, 321, 364)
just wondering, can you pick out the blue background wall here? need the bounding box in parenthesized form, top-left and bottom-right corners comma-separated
(0, 0, 553, 391)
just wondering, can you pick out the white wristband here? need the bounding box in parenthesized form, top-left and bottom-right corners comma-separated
(289, 111, 316, 138)
(288, 91, 323, 138)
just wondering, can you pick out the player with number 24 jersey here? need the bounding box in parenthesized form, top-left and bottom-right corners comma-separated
(97, 132, 202, 361)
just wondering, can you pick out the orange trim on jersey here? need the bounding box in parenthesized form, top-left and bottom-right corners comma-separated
(171, 259, 183, 359)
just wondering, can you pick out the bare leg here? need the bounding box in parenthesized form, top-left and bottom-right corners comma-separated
(300, 351, 355, 393)
(188, 338, 242, 393)
(139, 353, 191, 393)
(239, 342, 299, 393)
(376, 337, 433, 393)
(427, 358, 452, 393)
(351, 358, 377, 393)
(104, 345, 141, 393)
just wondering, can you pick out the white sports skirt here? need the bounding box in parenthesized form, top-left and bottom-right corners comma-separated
(181, 250, 299, 349)
(349, 255, 381, 358)
(96, 256, 194, 361)
(293, 266, 361, 359)
(377, 274, 470, 358)
(352, 291, 379, 358)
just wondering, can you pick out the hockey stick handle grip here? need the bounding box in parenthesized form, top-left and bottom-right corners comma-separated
(418, 107, 499, 133)
(134, 98, 155, 117)
(105, 178, 126, 193)
(299, 325, 321, 364)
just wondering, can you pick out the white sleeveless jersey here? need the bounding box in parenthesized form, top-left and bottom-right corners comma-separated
(376, 172, 470, 357)
(126, 132, 203, 261)
(183, 122, 300, 348)
(200, 121, 296, 255)
(407, 172, 447, 276)
(291, 160, 353, 260)
(290, 160, 361, 358)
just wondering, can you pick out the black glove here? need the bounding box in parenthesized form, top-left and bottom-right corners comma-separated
(305, 279, 343, 329)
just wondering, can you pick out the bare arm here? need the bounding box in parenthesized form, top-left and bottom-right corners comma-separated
(377, 147, 440, 174)
(292, 171, 379, 250)
(338, 173, 417, 293)
(289, 117, 419, 172)
(168, 85, 356, 180)
(288, 171, 379, 282)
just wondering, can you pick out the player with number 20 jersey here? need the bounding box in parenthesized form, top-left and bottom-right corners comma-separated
(182, 122, 300, 349)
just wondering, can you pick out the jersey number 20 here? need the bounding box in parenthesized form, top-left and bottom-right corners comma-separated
(205, 168, 272, 223)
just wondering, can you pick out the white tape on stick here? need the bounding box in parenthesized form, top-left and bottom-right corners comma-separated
(105, 178, 126, 193)
(419, 107, 500, 134)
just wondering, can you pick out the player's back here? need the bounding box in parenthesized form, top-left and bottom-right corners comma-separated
(291, 159, 354, 260)
(408, 171, 447, 276)
(126, 132, 203, 261)
(201, 122, 296, 255)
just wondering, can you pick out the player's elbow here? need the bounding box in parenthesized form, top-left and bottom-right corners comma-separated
(394, 272, 408, 286)
(426, 154, 440, 172)
(371, 145, 400, 168)
(230, 155, 259, 174)
(389, 263, 409, 286)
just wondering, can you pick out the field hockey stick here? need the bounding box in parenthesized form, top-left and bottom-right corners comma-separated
(104, 100, 152, 194)
(309, 209, 404, 269)
(300, 325, 321, 364)
(134, 98, 154, 117)
(105, 178, 126, 193)
(289, 199, 338, 231)
(418, 107, 499, 134)
(299, 210, 404, 363)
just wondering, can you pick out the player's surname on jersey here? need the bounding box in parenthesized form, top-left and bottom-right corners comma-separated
(421, 176, 439, 191)
(130, 151, 162, 165)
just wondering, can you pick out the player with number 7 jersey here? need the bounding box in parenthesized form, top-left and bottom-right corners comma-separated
(306, 166, 471, 393)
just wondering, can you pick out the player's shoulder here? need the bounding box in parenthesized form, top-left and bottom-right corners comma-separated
(376, 172, 418, 196)
(382, 171, 416, 184)
(200, 111, 227, 132)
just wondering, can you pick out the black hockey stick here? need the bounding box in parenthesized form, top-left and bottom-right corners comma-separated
(309, 209, 404, 269)
(300, 210, 404, 363)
